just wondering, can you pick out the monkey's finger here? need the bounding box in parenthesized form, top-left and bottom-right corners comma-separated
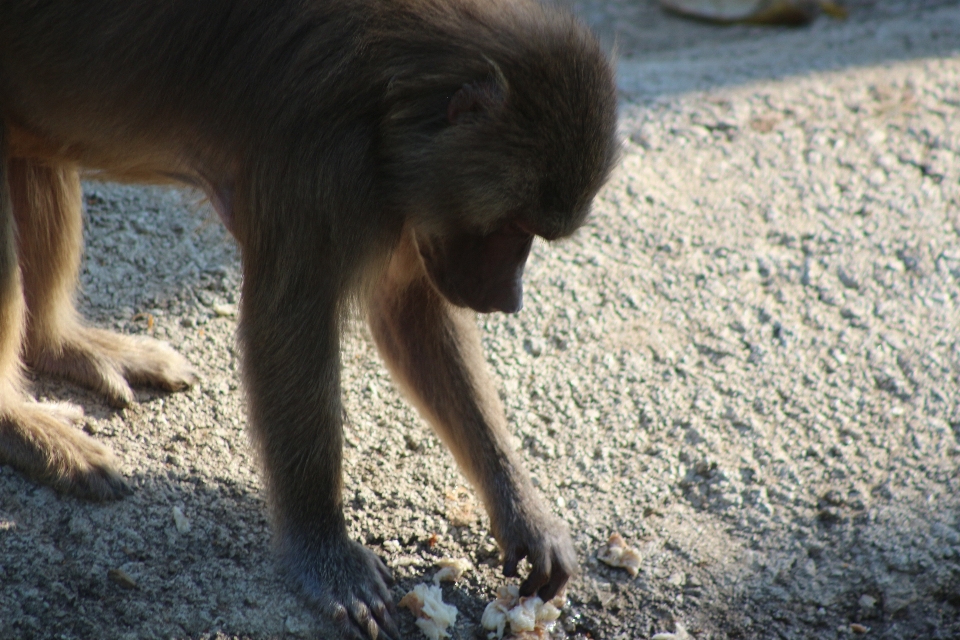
(372, 553, 395, 585)
(347, 601, 376, 637)
(361, 559, 396, 616)
(359, 581, 398, 636)
(384, 593, 398, 617)
(348, 598, 399, 640)
(519, 553, 551, 598)
(338, 609, 372, 640)
(547, 539, 578, 599)
(503, 546, 527, 578)
(536, 556, 570, 601)
(331, 603, 367, 640)
(370, 600, 401, 640)
(374, 581, 397, 618)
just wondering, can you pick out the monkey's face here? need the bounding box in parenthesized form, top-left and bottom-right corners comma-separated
(397, 70, 617, 314)
(402, 98, 615, 313)
(415, 221, 534, 313)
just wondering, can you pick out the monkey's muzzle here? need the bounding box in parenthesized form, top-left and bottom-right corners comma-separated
(417, 223, 534, 314)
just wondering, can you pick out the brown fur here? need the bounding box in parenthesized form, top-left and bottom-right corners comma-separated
(0, 1, 618, 637)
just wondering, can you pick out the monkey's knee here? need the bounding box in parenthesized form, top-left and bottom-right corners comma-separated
(0, 397, 130, 500)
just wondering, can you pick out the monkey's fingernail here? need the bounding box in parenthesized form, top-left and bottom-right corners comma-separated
(331, 603, 350, 625)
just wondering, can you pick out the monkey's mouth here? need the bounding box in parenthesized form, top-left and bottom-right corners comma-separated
(416, 223, 534, 314)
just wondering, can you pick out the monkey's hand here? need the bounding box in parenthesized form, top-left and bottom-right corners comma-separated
(493, 494, 578, 600)
(282, 533, 400, 640)
(27, 325, 198, 408)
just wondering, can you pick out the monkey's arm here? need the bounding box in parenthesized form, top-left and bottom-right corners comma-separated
(239, 232, 400, 640)
(369, 232, 576, 600)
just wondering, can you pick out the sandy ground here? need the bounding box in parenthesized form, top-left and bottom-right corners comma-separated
(2, 2, 960, 639)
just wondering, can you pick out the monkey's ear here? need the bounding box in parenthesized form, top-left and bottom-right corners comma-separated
(447, 78, 506, 124)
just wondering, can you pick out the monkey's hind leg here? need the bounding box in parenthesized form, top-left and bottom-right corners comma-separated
(0, 134, 127, 500)
(9, 159, 198, 409)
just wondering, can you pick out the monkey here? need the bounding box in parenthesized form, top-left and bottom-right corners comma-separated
(0, 0, 619, 638)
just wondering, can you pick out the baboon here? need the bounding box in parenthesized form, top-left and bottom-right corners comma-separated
(0, 0, 619, 637)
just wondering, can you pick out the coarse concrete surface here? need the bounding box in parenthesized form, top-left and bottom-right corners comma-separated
(2, 1, 959, 639)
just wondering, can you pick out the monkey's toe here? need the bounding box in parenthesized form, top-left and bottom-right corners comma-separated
(58, 455, 132, 501)
(118, 334, 199, 393)
(284, 535, 400, 640)
(0, 400, 130, 501)
(28, 325, 198, 406)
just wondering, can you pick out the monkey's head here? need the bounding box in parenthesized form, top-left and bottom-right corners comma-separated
(379, 2, 619, 313)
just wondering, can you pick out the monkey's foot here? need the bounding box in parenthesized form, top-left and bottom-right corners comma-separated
(28, 325, 199, 408)
(0, 400, 130, 500)
(495, 504, 578, 600)
(283, 534, 400, 640)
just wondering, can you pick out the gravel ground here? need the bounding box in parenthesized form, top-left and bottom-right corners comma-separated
(2, 2, 960, 639)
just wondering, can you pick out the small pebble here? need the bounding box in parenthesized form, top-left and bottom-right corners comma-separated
(213, 302, 237, 317)
(107, 568, 138, 590)
(172, 506, 191, 534)
(433, 557, 471, 584)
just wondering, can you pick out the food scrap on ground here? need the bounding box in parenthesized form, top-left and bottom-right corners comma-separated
(433, 557, 472, 584)
(399, 583, 458, 640)
(597, 532, 642, 577)
(443, 486, 477, 526)
(481, 584, 564, 639)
